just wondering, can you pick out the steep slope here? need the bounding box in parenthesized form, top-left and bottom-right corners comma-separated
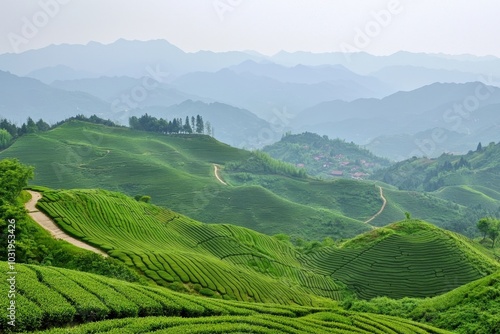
(34, 189, 498, 306)
(300, 220, 500, 300)
(0, 121, 372, 240)
(34, 188, 348, 304)
(1, 120, 487, 239)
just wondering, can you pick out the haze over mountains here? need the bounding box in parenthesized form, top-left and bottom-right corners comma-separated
(2, 38, 500, 334)
(1, 39, 500, 159)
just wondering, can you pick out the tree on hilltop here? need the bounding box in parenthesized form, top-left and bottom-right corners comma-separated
(477, 217, 500, 248)
(195, 115, 204, 134)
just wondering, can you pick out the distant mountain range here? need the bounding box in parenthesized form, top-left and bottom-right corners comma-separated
(291, 82, 500, 159)
(1, 39, 500, 157)
(0, 70, 109, 124)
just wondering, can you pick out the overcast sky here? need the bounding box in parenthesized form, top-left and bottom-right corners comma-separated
(1, 0, 499, 56)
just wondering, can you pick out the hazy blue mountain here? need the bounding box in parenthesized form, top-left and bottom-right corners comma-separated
(271, 50, 500, 77)
(26, 65, 98, 84)
(2, 40, 500, 92)
(370, 65, 488, 92)
(366, 128, 468, 161)
(51, 76, 140, 101)
(51, 76, 208, 107)
(0, 70, 110, 124)
(291, 82, 500, 149)
(0, 39, 264, 78)
(228, 60, 392, 97)
(134, 100, 275, 149)
(171, 68, 377, 119)
(366, 103, 500, 160)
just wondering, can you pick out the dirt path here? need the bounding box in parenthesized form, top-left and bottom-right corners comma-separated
(364, 186, 387, 227)
(25, 191, 108, 257)
(213, 164, 227, 185)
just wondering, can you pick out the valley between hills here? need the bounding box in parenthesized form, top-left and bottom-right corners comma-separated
(1, 30, 500, 333)
(1, 118, 500, 333)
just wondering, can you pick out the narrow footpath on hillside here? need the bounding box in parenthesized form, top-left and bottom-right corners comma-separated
(25, 190, 108, 257)
(213, 164, 227, 185)
(363, 186, 387, 228)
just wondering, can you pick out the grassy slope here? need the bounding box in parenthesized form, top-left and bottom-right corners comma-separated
(0, 120, 480, 240)
(372, 142, 500, 202)
(34, 188, 347, 305)
(409, 270, 500, 333)
(0, 262, 450, 334)
(0, 121, 371, 240)
(433, 185, 500, 211)
(299, 220, 500, 300)
(34, 189, 498, 305)
(347, 269, 500, 333)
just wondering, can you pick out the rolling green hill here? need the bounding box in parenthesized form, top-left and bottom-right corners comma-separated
(371, 143, 500, 236)
(372, 141, 500, 193)
(0, 262, 450, 333)
(34, 188, 348, 305)
(33, 188, 498, 305)
(0, 120, 492, 239)
(300, 220, 499, 300)
(0, 121, 372, 241)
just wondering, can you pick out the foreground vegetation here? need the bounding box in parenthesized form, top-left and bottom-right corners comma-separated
(0, 262, 451, 333)
(345, 270, 500, 334)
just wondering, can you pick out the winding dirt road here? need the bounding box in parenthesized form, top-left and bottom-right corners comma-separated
(213, 164, 227, 185)
(364, 186, 387, 226)
(25, 191, 108, 257)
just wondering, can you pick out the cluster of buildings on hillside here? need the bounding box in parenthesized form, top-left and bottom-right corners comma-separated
(296, 154, 376, 179)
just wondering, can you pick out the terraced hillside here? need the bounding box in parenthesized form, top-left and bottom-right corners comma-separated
(33, 188, 498, 304)
(0, 120, 485, 239)
(34, 188, 348, 305)
(0, 262, 450, 333)
(300, 221, 500, 300)
(433, 185, 500, 211)
(0, 120, 372, 240)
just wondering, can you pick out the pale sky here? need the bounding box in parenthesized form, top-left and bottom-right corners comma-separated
(1, 0, 499, 56)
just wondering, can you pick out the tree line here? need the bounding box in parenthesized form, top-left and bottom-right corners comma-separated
(129, 114, 213, 136)
(0, 114, 119, 150)
(0, 117, 50, 149)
